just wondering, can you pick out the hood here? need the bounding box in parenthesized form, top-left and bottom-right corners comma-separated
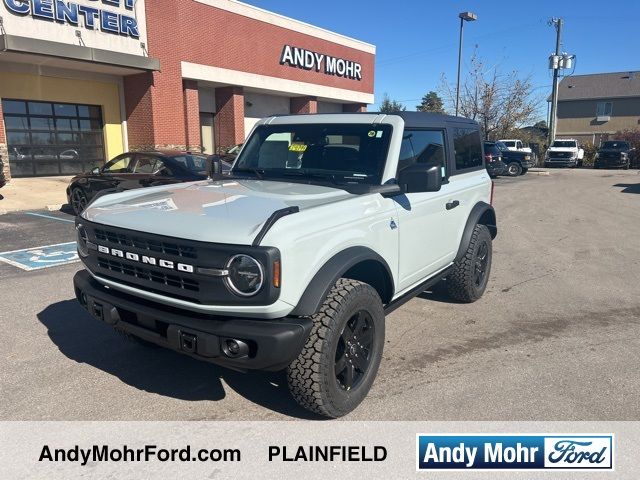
(81, 179, 354, 244)
(598, 148, 626, 154)
(547, 147, 577, 152)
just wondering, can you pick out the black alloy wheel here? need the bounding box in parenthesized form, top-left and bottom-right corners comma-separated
(71, 188, 88, 215)
(474, 240, 489, 287)
(335, 310, 375, 391)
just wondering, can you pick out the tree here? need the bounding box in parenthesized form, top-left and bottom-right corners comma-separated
(416, 91, 445, 113)
(439, 50, 542, 140)
(379, 93, 406, 114)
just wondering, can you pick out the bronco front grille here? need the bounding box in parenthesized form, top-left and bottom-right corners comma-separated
(98, 257, 200, 292)
(94, 228, 198, 259)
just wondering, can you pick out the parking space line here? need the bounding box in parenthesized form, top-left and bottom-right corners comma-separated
(24, 212, 75, 224)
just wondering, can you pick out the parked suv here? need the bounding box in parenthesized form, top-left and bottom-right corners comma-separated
(483, 141, 506, 177)
(73, 113, 496, 418)
(594, 140, 634, 169)
(495, 141, 534, 176)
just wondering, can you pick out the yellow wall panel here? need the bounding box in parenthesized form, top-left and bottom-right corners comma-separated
(0, 71, 124, 161)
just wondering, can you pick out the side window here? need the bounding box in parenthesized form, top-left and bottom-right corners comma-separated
(103, 154, 133, 173)
(398, 129, 447, 178)
(134, 155, 161, 174)
(453, 128, 482, 171)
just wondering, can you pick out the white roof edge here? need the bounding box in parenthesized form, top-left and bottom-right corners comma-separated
(182, 61, 374, 104)
(194, 0, 376, 54)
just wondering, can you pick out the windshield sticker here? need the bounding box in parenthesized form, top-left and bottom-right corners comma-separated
(289, 143, 308, 152)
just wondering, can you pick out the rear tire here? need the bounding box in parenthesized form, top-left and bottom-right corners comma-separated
(287, 279, 385, 418)
(447, 224, 493, 303)
(506, 162, 522, 176)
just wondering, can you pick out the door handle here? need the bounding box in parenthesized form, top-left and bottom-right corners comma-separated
(446, 200, 460, 210)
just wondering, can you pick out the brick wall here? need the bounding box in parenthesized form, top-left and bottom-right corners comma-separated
(215, 86, 245, 151)
(183, 80, 202, 152)
(0, 100, 9, 182)
(290, 96, 318, 114)
(126, 0, 375, 151)
(343, 103, 367, 113)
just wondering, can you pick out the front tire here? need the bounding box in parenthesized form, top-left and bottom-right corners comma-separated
(287, 279, 385, 418)
(446, 224, 493, 303)
(506, 162, 522, 176)
(70, 187, 88, 215)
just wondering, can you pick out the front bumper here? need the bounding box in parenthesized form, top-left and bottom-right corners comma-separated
(545, 158, 577, 167)
(73, 270, 312, 371)
(594, 158, 627, 168)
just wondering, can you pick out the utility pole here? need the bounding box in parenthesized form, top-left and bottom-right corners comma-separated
(548, 18, 563, 145)
(455, 11, 477, 116)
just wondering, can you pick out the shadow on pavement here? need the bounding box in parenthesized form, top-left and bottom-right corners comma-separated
(613, 183, 640, 194)
(37, 300, 321, 420)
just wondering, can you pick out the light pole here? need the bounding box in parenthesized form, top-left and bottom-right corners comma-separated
(455, 11, 477, 116)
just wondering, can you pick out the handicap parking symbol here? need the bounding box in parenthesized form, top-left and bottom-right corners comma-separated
(0, 242, 79, 271)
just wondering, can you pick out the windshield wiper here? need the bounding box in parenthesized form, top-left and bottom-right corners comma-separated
(232, 168, 265, 179)
(280, 171, 340, 184)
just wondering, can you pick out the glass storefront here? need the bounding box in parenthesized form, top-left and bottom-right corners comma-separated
(2, 99, 105, 177)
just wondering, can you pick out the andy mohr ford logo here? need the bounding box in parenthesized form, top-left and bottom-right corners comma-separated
(97, 245, 194, 273)
(417, 434, 613, 471)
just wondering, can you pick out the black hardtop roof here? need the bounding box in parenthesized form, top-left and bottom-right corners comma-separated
(394, 111, 479, 129)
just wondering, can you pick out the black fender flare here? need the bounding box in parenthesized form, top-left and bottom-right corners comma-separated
(290, 246, 394, 317)
(455, 202, 497, 262)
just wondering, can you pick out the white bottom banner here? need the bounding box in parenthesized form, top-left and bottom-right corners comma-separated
(0, 421, 638, 479)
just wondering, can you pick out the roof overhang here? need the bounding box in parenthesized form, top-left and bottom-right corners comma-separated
(0, 34, 160, 73)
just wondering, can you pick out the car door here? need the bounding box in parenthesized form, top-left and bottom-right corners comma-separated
(88, 153, 135, 196)
(395, 128, 466, 292)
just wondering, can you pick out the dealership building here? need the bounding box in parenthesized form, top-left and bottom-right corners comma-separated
(0, 0, 375, 179)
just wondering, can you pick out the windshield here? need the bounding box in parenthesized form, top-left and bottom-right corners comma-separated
(233, 123, 393, 185)
(502, 141, 516, 148)
(495, 141, 509, 151)
(551, 140, 577, 148)
(170, 154, 208, 173)
(601, 141, 629, 150)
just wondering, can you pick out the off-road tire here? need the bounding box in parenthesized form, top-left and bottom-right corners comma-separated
(506, 162, 522, 176)
(446, 224, 492, 303)
(287, 278, 385, 418)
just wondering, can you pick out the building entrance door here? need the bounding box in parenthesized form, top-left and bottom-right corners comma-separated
(200, 113, 215, 154)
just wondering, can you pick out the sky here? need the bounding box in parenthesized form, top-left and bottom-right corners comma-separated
(243, 0, 640, 121)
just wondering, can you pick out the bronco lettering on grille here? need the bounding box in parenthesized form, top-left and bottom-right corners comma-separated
(97, 245, 194, 273)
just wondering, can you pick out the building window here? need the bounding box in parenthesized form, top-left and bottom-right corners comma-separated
(453, 127, 483, 171)
(596, 102, 612, 119)
(2, 99, 104, 177)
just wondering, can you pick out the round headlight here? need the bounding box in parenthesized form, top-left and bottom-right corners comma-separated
(76, 224, 89, 257)
(225, 254, 264, 297)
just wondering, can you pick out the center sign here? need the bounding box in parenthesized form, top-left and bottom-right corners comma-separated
(280, 45, 362, 81)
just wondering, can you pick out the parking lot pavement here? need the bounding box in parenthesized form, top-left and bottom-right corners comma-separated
(1, 168, 639, 421)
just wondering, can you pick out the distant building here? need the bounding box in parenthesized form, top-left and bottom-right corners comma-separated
(554, 71, 640, 145)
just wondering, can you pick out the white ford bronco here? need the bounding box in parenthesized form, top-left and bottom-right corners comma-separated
(73, 112, 496, 417)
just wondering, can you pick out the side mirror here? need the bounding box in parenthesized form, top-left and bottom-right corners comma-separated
(91, 167, 101, 175)
(398, 164, 442, 193)
(208, 155, 223, 176)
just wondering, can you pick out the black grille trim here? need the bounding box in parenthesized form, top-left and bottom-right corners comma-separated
(94, 228, 198, 259)
(98, 257, 200, 292)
